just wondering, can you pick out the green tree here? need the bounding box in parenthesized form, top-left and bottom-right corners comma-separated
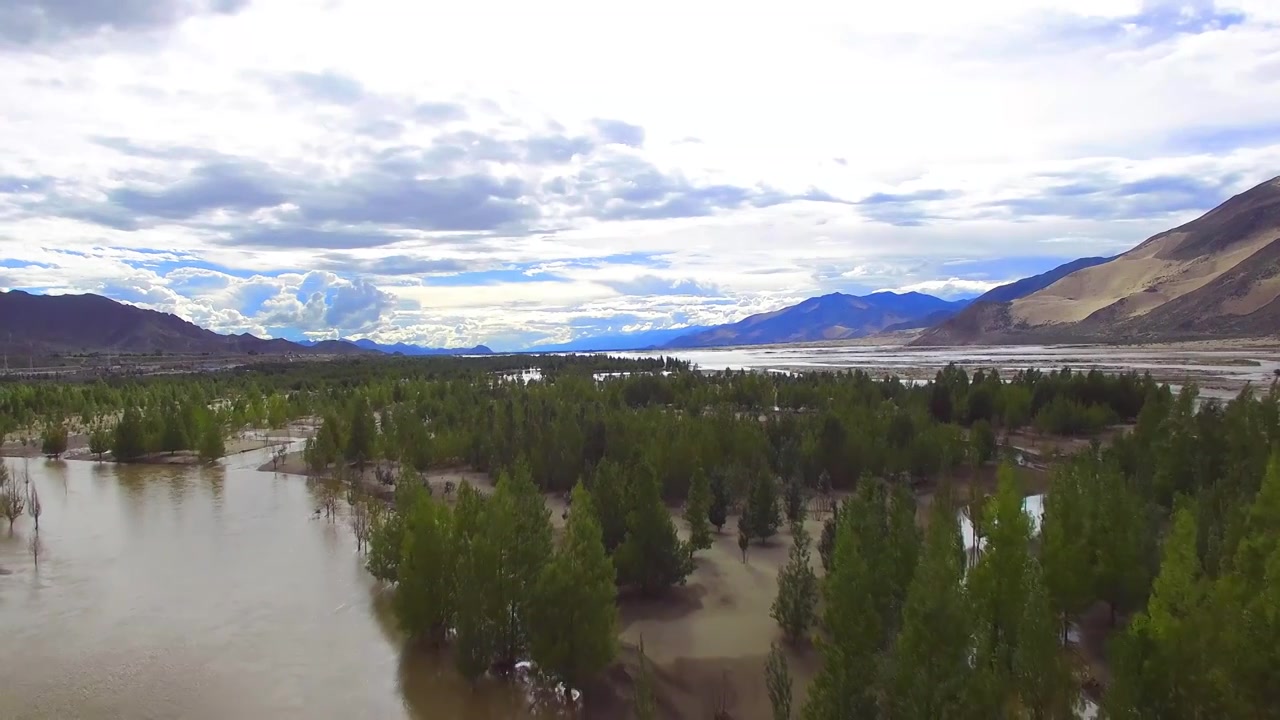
(616, 466, 692, 595)
(633, 636, 657, 720)
(41, 423, 68, 458)
(88, 425, 110, 460)
(971, 418, 996, 464)
(685, 466, 713, 551)
(765, 642, 793, 720)
(112, 405, 147, 462)
(1013, 560, 1076, 718)
(529, 482, 618, 693)
(589, 461, 628, 553)
(783, 477, 805, 526)
(1042, 461, 1093, 642)
(488, 462, 554, 668)
(197, 413, 225, 463)
(160, 403, 188, 454)
(452, 483, 496, 685)
(1107, 506, 1222, 719)
(708, 469, 729, 532)
(882, 493, 973, 720)
(746, 472, 782, 543)
(802, 506, 881, 720)
(395, 493, 456, 643)
(345, 396, 377, 471)
(771, 524, 819, 644)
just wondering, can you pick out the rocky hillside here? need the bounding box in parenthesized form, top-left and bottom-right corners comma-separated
(913, 175, 1280, 345)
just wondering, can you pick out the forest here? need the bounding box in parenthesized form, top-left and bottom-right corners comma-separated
(2, 353, 1277, 718)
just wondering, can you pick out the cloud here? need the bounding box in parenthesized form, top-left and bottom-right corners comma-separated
(0, 0, 250, 47)
(881, 277, 1005, 299)
(3, 0, 1280, 349)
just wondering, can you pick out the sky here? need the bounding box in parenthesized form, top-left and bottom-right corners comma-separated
(1, 0, 1279, 351)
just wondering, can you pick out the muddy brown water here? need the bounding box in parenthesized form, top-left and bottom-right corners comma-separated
(0, 446, 538, 720)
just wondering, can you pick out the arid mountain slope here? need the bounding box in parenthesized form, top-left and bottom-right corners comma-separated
(913, 175, 1280, 345)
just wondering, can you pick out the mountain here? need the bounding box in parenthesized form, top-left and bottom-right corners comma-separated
(0, 290, 366, 357)
(913, 175, 1280, 345)
(528, 325, 715, 353)
(348, 339, 493, 355)
(973, 256, 1113, 304)
(663, 291, 970, 348)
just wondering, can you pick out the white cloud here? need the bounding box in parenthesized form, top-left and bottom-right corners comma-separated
(1, 0, 1278, 348)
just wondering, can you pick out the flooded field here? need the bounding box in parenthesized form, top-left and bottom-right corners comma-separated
(0, 447, 533, 720)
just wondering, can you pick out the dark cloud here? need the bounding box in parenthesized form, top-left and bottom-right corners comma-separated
(985, 173, 1236, 220)
(270, 70, 365, 105)
(316, 253, 475, 276)
(855, 188, 957, 226)
(299, 170, 536, 232)
(229, 227, 410, 250)
(591, 119, 645, 148)
(0, 0, 250, 47)
(109, 159, 288, 219)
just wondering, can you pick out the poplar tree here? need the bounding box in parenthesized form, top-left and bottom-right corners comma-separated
(882, 493, 973, 720)
(685, 466, 713, 551)
(452, 483, 495, 684)
(1042, 460, 1093, 643)
(765, 642, 793, 720)
(771, 524, 819, 643)
(746, 472, 782, 543)
(529, 482, 618, 693)
(489, 461, 553, 667)
(395, 493, 455, 643)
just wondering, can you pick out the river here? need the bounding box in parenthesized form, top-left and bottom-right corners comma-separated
(0, 446, 535, 720)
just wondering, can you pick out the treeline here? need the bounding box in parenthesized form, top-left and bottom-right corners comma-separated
(763, 382, 1280, 720)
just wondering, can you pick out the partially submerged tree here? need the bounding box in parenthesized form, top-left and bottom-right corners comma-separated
(0, 463, 25, 530)
(41, 423, 68, 459)
(765, 642, 793, 720)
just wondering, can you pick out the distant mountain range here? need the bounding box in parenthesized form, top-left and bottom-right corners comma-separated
(914, 175, 1280, 345)
(660, 291, 972, 348)
(299, 338, 493, 356)
(528, 325, 715, 353)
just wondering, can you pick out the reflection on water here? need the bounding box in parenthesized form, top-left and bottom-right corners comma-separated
(0, 452, 537, 720)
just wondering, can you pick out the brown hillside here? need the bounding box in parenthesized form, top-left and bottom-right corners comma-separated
(912, 175, 1280, 346)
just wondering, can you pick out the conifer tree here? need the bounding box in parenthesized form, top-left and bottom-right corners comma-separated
(765, 642, 793, 720)
(529, 482, 618, 693)
(883, 493, 973, 720)
(489, 461, 554, 667)
(802, 509, 880, 720)
(395, 493, 456, 643)
(708, 469, 729, 533)
(771, 524, 819, 643)
(1043, 460, 1093, 642)
(746, 472, 782, 543)
(685, 466, 713, 551)
(616, 465, 692, 594)
(452, 483, 495, 684)
(589, 460, 628, 552)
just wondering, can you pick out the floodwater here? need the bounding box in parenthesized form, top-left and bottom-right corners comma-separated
(0, 447, 534, 720)
(621, 344, 1280, 400)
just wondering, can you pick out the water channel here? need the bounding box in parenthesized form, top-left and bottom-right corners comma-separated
(0, 446, 535, 720)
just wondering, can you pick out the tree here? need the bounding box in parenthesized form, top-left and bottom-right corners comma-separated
(783, 477, 805, 526)
(746, 473, 782, 543)
(633, 636, 657, 720)
(41, 423, 68, 459)
(160, 403, 188, 454)
(882, 493, 973, 720)
(529, 482, 618, 693)
(452, 483, 496, 685)
(616, 466, 693, 595)
(801, 505, 880, 720)
(0, 463, 25, 530)
(708, 469, 729, 533)
(765, 642, 793, 720)
(489, 462, 554, 668)
(1042, 461, 1093, 643)
(818, 500, 841, 573)
(197, 414, 225, 463)
(113, 405, 147, 462)
(345, 396, 377, 471)
(771, 524, 819, 644)
(738, 514, 750, 563)
(88, 425, 110, 460)
(971, 418, 996, 465)
(395, 493, 456, 643)
(589, 461, 628, 553)
(685, 466, 713, 551)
